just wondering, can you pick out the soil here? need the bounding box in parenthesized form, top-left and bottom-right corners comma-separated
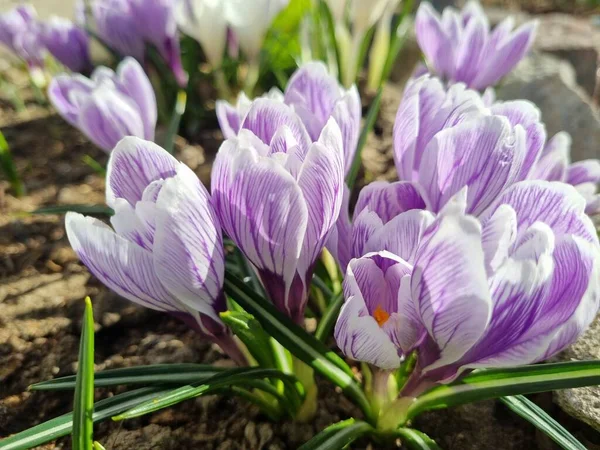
(0, 72, 594, 450)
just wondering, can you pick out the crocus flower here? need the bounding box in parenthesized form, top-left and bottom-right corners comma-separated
(48, 57, 157, 153)
(335, 183, 600, 393)
(91, 0, 187, 87)
(415, 1, 538, 90)
(174, 0, 228, 68)
(212, 99, 345, 323)
(224, 0, 290, 63)
(328, 75, 547, 271)
(532, 132, 600, 216)
(66, 137, 245, 363)
(0, 5, 46, 70)
(217, 62, 360, 175)
(39, 16, 91, 72)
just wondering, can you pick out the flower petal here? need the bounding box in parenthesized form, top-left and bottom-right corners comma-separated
(332, 85, 361, 175)
(567, 159, 600, 186)
(354, 180, 428, 223)
(415, 3, 454, 77)
(65, 212, 180, 312)
(48, 74, 94, 126)
(419, 115, 526, 215)
(106, 137, 179, 208)
(533, 131, 570, 182)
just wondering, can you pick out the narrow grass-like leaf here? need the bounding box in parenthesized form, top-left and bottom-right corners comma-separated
(405, 361, 600, 422)
(0, 131, 25, 197)
(224, 271, 375, 424)
(393, 428, 442, 450)
(31, 204, 114, 216)
(298, 419, 374, 450)
(0, 387, 169, 450)
(112, 368, 300, 420)
(500, 395, 587, 450)
(92, 442, 106, 450)
(345, 87, 383, 191)
(30, 364, 227, 391)
(318, 0, 341, 81)
(220, 311, 276, 368)
(72, 297, 95, 450)
(81, 155, 106, 177)
(380, 0, 415, 85)
(314, 292, 343, 342)
(163, 90, 187, 154)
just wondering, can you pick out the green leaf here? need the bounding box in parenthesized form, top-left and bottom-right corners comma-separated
(318, 0, 341, 82)
(30, 364, 227, 391)
(298, 419, 374, 450)
(224, 271, 375, 424)
(345, 87, 383, 191)
(393, 428, 442, 450)
(31, 204, 114, 216)
(500, 395, 587, 450)
(405, 361, 600, 422)
(81, 155, 106, 177)
(314, 292, 343, 343)
(112, 368, 301, 420)
(220, 311, 276, 368)
(162, 90, 187, 154)
(0, 387, 170, 450)
(72, 297, 95, 450)
(380, 0, 415, 86)
(0, 131, 25, 197)
(92, 442, 106, 450)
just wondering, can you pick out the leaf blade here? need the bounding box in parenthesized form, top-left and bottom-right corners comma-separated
(298, 419, 374, 450)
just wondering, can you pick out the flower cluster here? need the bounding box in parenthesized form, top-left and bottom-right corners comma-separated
(0, 4, 90, 74)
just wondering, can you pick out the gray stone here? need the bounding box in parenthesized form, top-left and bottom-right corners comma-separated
(497, 52, 600, 162)
(554, 314, 600, 431)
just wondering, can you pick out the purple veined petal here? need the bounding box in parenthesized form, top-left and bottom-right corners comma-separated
(415, 3, 454, 78)
(532, 131, 570, 182)
(352, 210, 385, 262)
(93, 0, 145, 60)
(78, 89, 146, 153)
(241, 99, 312, 155)
(481, 204, 517, 276)
(154, 163, 225, 324)
(453, 14, 488, 85)
(48, 74, 95, 126)
(216, 99, 242, 139)
(460, 0, 486, 26)
(65, 212, 181, 312)
(460, 234, 597, 370)
(393, 76, 446, 181)
(0, 5, 37, 50)
(391, 272, 425, 354)
(116, 57, 157, 141)
(567, 159, 600, 186)
(412, 207, 492, 373)
(211, 138, 308, 317)
(491, 180, 598, 244)
(363, 209, 436, 264)
(419, 115, 526, 215)
(12, 24, 47, 68)
(332, 85, 361, 175)
(283, 61, 342, 141)
(325, 185, 353, 273)
(471, 19, 538, 90)
(106, 137, 179, 208)
(40, 17, 91, 73)
(296, 119, 345, 288)
(269, 125, 302, 156)
(491, 100, 546, 180)
(354, 180, 428, 223)
(110, 198, 155, 250)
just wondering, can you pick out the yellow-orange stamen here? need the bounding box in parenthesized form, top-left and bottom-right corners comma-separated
(373, 305, 390, 327)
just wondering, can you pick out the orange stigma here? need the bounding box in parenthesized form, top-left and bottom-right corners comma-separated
(373, 305, 390, 327)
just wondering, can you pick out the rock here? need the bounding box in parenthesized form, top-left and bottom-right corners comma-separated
(554, 314, 600, 432)
(497, 52, 600, 162)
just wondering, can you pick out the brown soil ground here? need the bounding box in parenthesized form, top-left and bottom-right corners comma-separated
(0, 71, 596, 449)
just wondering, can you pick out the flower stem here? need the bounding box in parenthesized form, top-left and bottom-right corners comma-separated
(243, 60, 260, 97)
(293, 356, 318, 422)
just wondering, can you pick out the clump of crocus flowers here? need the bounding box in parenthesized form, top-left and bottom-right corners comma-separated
(7, 0, 598, 446)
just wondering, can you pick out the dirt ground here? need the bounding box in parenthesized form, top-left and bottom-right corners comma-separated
(0, 65, 597, 450)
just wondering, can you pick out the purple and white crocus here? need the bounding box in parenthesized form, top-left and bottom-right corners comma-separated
(335, 184, 600, 394)
(415, 1, 538, 90)
(0, 5, 46, 73)
(66, 137, 245, 364)
(39, 16, 91, 73)
(328, 75, 548, 271)
(532, 132, 600, 216)
(90, 0, 187, 86)
(217, 62, 361, 175)
(48, 57, 157, 153)
(212, 99, 345, 323)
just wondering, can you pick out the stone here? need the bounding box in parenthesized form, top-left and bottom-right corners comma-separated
(497, 52, 600, 162)
(553, 314, 600, 431)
